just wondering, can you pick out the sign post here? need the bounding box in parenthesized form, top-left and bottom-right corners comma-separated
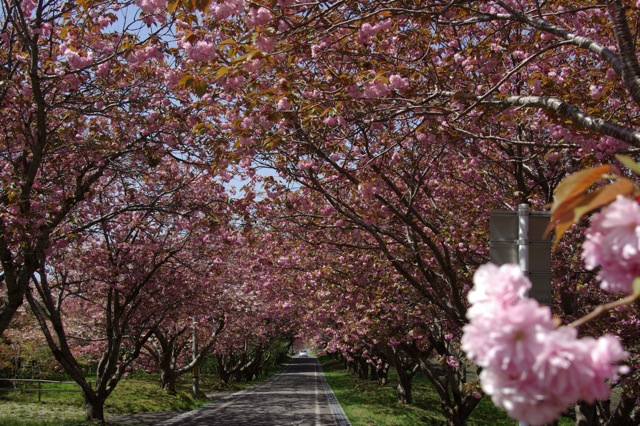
(490, 205, 552, 305)
(491, 205, 551, 425)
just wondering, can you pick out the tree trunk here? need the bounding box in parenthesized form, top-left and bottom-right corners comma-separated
(160, 368, 177, 395)
(83, 393, 106, 423)
(357, 357, 369, 380)
(216, 355, 233, 385)
(393, 360, 413, 404)
(396, 378, 412, 404)
(603, 393, 640, 426)
(369, 363, 379, 382)
(576, 400, 598, 426)
(379, 365, 389, 386)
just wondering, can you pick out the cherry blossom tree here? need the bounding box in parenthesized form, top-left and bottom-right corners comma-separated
(25, 157, 233, 422)
(207, 229, 303, 385)
(5, 1, 640, 424)
(144, 315, 225, 394)
(0, 0, 191, 335)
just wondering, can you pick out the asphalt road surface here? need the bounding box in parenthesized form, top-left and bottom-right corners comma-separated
(157, 357, 351, 426)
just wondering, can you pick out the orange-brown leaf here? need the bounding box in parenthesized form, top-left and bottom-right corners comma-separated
(178, 74, 195, 88)
(550, 164, 613, 214)
(167, 0, 179, 13)
(548, 177, 635, 248)
(193, 80, 208, 97)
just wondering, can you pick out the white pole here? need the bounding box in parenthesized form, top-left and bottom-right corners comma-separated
(192, 318, 199, 397)
(517, 203, 529, 426)
(518, 203, 529, 275)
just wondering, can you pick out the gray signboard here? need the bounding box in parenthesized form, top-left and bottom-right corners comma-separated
(489, 207, 552, 305)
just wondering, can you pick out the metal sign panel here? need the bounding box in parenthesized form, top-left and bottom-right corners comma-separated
(489, 208, 552, 305)
(490, 242, 519, 265)
(529, 213, 552, 242)
(490, 212, 519, 242)
(529, 273, 552, 306)
(529, 242, 552, 273)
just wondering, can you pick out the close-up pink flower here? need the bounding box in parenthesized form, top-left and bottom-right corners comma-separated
(480, 367, 569, 426)
(466, 263, 530, 317)
(463, 263, 629, 425)
(582, 195, 640, 294)
(462, 298, 554, 371)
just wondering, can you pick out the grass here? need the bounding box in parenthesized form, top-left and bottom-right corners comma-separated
(0, 367, 280, 426)
(2, 357, 576, 425)
(320, 356, 574, 426)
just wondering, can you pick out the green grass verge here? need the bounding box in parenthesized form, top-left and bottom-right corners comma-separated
(320, 356, 574, 426)
(0, 368, 280, 426)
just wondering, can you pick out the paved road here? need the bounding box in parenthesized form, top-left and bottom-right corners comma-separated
(156, 357, 350, 426)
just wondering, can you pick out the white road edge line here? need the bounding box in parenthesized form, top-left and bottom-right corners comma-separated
(315, 360, 322, 426)
(317, 359, 352, 426)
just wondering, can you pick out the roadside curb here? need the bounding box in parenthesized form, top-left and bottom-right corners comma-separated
(316, 360, 352, 426)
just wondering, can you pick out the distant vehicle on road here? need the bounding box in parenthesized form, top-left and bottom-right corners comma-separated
(298, 349, 309, 357)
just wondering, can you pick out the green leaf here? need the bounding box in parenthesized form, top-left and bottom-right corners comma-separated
(178, 74, 195, 89)
(193, 80, 208, 97)
(616, 154, 640, 176)
(633, 277, 640, 296)
(216, 66, 230, 79)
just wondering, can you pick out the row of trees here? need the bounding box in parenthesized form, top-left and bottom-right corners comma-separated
(0, 0, 303, 421)
(3, 0, 640, 424)
(175, 1, 639, 425)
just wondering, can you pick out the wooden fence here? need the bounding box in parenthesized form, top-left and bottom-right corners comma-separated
(0, 378, 85, 402)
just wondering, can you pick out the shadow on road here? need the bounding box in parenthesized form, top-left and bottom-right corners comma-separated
(156, 357, 344, 426)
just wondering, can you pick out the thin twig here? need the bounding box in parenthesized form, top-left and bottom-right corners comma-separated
(568, 292, 640, 328)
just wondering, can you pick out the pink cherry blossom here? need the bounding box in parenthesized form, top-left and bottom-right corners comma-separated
(582, 195, 640, 294)
(246, 7, 272, 27)
(358, 23, 377, 44)
(462, 298, 554, 373)
(389, 74, 409, 92)
(209, 0, 244, 20)
(463, 263, 629, 425)
(277, 97, 291, 110)
(255, 34, 276, 52)
(465, 263, 530, 315)
(60, 46, 94, 70)
(363, 80, 391, 99)
(184, 40, 216, 62)
(135, 0, 166, 14)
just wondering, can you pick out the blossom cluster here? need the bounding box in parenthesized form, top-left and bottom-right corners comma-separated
(582, 195, 640, 294)
(462, 263, 628, 425)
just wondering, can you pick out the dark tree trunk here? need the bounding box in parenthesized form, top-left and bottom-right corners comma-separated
(602, 393, 640, 426)
(369, 363, 379, 382)
(216, 355, 233, 386)
(160, 368, 177, 395)
(83, 392, 106, 423)
(396, 376, 413, 404)
(576, 400, 598, 426)
(376, 362, 389, 386)
(357, 357, 369, 380)
(392, 359, 413, 404)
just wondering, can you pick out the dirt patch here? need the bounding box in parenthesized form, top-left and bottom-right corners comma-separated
(0, 401, 84, 423)
(107, 410, 182, 425)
